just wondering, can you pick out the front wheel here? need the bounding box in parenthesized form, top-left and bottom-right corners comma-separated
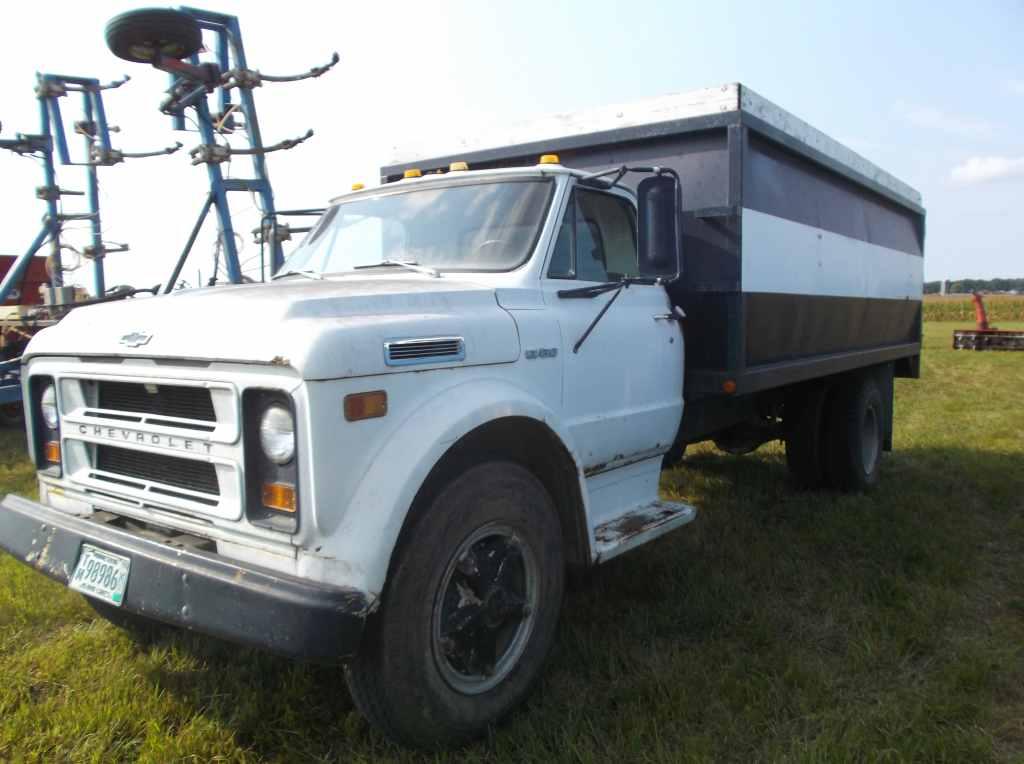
(345, 461, 564, 749)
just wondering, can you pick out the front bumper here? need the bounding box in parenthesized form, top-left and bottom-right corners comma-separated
(0, 493, 370, 660)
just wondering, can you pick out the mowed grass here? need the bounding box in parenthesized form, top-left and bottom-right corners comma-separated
(1, 322, 1022, 762)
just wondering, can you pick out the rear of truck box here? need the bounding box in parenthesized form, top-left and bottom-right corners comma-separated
(381, 83, 924, 404)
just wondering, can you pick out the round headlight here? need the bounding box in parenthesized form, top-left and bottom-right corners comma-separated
(40, 383, 58, 430)
(259, 404, 295, 465)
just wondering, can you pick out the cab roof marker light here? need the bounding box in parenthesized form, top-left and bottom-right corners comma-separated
(539, 154, 560, 165)
(449, 161, 469, 171)
(403, 168, 422, 179)
(351, 182, 365, 190)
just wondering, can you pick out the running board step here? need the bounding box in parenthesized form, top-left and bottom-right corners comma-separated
(593, 500, 697, 563)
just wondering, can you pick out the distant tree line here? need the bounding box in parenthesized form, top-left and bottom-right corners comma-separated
(924, 278, 1024, 294)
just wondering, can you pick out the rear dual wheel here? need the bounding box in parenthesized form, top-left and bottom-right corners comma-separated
(824, 374, 884, 491)
(345, 461, 564, 749)
(785, 372, 884, 492)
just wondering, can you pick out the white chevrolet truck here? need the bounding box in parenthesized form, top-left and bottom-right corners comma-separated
(0, 85, 924, 748)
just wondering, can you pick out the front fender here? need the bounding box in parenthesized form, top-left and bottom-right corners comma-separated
(298, 376, 584, 598)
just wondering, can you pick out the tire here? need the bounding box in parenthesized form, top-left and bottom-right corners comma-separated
(784, 384, 829, 489)
(105, 8, 203, 63)
(87, 599, 171, 643)
(345, 461, 565, 749)
(823, 374, 884, 492)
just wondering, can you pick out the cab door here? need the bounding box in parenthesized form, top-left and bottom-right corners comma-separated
(542, 183, 683, 472)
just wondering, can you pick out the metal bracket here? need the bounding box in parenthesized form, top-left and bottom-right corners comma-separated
(83, 242, 129, 259)
(221, 52, 340, 90)
(189, 143, 232, 165)
(34, 79, 66, 99)
(253, 222, 292, 244)
(35, 185, 84, 201)
(90, 141, 182, 166)
(0, 133, 51, 155)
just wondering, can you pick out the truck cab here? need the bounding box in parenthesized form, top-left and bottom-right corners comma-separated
(2, 157, 697, 747)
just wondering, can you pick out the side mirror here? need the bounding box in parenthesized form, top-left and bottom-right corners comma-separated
(637, 174, 680, 279)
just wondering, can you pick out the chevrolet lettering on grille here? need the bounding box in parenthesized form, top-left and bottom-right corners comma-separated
(77, 424, 213, 454)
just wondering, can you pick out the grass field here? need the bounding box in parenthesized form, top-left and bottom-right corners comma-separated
(1, 322, 1022, 762)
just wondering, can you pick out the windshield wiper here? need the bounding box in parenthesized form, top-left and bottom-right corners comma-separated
(272, 268, 323, 281)
(558, 277, 660, 353)
(353, 259, 441, 278)
(556, 275, 657, 300)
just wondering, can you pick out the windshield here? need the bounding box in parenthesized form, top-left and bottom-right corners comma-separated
(280, 179, 554, 275)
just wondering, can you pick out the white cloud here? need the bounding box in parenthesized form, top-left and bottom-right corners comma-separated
(951, 156, 1024, 184)
(893, 101, 996, 137)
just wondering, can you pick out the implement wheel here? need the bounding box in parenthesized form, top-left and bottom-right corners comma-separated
(105, 8, 203, 63)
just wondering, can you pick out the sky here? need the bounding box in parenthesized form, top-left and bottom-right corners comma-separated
(1, 0, 1021, 293)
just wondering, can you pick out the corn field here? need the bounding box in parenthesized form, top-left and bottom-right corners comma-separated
(923, 294, 1024, 322)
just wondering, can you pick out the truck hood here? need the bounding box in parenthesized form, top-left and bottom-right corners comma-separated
(25, 276, 521, 380)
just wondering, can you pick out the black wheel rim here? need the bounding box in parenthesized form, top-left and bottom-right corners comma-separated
(431, 523, 538, 695)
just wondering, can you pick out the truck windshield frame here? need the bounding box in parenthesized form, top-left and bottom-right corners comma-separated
(279, 178, 556, 276)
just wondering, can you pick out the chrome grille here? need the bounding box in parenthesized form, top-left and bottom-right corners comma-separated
(95, 444, 219, 496)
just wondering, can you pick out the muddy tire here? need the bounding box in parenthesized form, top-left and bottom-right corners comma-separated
(784, 384, 829, 489)
(345, 461, 564, 749)
(105, 8, 203, 63)
(824, 374, 884, 492)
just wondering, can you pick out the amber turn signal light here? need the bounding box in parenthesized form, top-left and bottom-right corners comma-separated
(44, 440, 61, 464)
(344, 390, 388, 422)
(262, 482, 296, 513)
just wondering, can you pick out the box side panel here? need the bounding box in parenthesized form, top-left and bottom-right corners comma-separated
(744, 133, 923, 256)
(739, 133, 924, 374)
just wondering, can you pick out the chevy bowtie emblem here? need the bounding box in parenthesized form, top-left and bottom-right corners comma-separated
(119, 331, 152, 348)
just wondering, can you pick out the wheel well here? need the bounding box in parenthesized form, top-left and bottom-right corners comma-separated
(406, 416, 590, 572)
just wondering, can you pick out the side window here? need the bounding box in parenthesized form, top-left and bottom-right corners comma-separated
(546, 188, 638, 281)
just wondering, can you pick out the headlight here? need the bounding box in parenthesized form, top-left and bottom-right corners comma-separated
(40, 383, 58, 429)
(258, 404, 295, 465)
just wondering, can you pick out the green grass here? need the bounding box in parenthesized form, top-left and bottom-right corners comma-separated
(1, 322, 1022, 762)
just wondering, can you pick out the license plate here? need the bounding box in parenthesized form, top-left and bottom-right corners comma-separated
(69, 544, 131, 607)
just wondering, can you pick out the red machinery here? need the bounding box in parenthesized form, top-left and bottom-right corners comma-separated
(952, 292, 1024, 350)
